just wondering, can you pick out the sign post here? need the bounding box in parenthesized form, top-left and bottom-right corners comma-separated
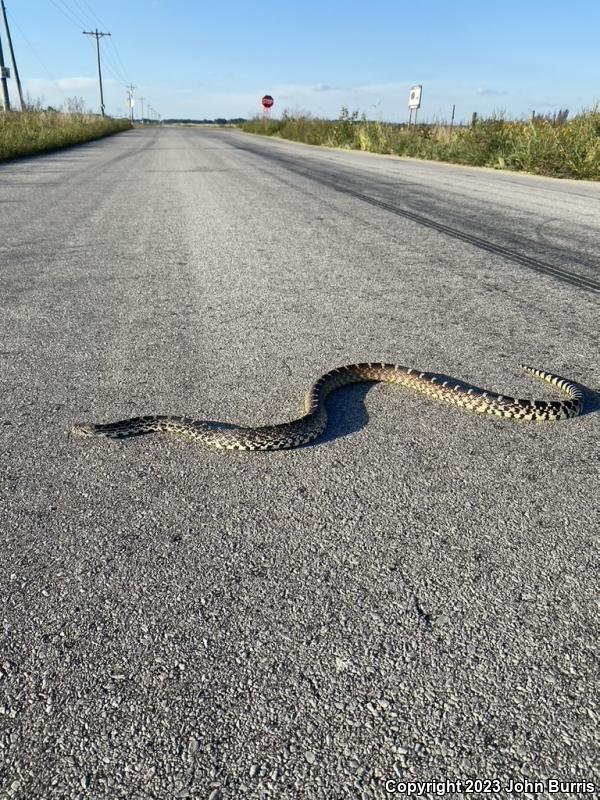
(261, 94, 274, 120)
(408, 84, 422, 126)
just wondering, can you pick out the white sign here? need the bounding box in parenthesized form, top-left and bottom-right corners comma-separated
(408, 85, 422, 110)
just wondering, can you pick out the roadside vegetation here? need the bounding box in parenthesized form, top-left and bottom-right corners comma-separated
(0, 97, 131, 161)
(241, 107, 600, 180)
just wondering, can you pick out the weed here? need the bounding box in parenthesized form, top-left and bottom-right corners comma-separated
(0, 102, 131, 161)
(241, 107, 600, 180)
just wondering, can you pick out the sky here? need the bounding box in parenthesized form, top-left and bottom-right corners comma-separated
(3, 0, 599, 122)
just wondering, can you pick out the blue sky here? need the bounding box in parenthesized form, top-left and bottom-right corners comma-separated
(4, 0, 599, 121)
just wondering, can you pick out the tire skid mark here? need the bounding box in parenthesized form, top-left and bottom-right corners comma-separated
(230, 138, 600, 294)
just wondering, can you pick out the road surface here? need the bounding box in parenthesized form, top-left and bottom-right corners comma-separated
(1, 127, 598, 799)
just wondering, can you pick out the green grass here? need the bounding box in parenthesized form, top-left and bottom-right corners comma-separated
(241, 107, 600, 180)
(0, 110, 131, 161)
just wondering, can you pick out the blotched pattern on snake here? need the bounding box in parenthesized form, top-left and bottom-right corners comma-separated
(71, 363, 583, 451)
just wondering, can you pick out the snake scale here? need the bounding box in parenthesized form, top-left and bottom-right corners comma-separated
(71, 362, 583, 451)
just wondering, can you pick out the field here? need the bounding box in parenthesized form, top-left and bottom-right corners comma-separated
(242, 108, 600, 180)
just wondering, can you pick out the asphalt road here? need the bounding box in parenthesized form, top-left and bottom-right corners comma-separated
(0, 127, 598, 800)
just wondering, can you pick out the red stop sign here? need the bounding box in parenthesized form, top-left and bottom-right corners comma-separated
(261, 95, 274, 108)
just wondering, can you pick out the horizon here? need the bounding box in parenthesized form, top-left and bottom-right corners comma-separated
(3, 0, 599, 123)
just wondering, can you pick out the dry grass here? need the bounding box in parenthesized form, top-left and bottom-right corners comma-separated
(0, 107, 131, 161)
(242, 108, 600, 180)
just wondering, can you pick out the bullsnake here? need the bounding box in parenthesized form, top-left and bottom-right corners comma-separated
(71, 362, 583, 451)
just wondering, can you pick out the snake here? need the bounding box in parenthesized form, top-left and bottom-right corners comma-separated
(70, 362, 583, 451)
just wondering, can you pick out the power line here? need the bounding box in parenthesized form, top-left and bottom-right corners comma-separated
(46, 0, 134, 114)
(84, 34, 127, 86)
(70, 0, 130, 84)
(65, 0, 131, 86)
(101, 41, 129, 85)
(7, 8, 66, 105)
(51, 0, 128, 86)
(77, 0, 106, 29)
(60, 0, 89, 26)
(48, 0, 88, 30)
(107, 37, 130, 84)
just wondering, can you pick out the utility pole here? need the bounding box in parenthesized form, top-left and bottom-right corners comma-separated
(139, 96, 145, 124)
(1, 1, 23, 109)
(83, 28, 110, 116)
(0, 17, 10, 111)
(126, 84, 136, 123)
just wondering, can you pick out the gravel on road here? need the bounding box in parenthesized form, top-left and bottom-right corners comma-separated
(0, 127, 598, 799)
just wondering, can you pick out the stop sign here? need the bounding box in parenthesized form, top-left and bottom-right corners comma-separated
(261, 95, 274, 108)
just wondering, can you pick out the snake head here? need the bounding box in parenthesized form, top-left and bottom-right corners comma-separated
(71, 424, 94, 438)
